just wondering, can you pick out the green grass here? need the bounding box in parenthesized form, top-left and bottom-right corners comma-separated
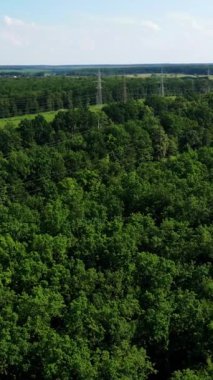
(0, 110, 64, 129)
(0, 104, 104, 129)
(89, 104, 104, 112)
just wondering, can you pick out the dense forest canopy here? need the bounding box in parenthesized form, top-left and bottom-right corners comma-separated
(0, 93, 212, 379)
(0, 75, 212, 118)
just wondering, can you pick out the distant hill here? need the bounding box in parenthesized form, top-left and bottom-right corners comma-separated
(0, 63, 212, 77)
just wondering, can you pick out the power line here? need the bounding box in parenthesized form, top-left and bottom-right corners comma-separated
(123, 76, 128, 104)
(96, 70, 103, 105)
(160, 67, 165, 97)
(207, 66, 210, 94)
(0, 82, 210, 123)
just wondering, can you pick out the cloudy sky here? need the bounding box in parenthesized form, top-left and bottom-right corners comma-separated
(0, 0, 213, 65)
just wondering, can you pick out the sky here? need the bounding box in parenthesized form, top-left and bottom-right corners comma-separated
(0, 0, 213, 65)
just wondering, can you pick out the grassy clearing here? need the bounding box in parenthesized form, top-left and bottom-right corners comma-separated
(89, 104, 104, 112)
(0, 104, 103, 129)
(0, 110, 64, 129)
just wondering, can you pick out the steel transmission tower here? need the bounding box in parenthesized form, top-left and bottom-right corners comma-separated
(96, 70, 103, 105)
(123, 76, 128, 103)
(207, 66, 211, 93)
(160, 67, 165, 97)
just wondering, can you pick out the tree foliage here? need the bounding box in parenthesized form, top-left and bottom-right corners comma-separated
(0, 94, 212, 379)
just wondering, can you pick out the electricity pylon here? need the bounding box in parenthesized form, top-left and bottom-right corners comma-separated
(207, 66, 211, 93)
(160, 67, 165, 97)
(96, 70, 103, 105)
(123, 76, 128, 103)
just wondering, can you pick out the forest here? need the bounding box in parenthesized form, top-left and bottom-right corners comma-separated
(0, 92, 212, 379)
(0, 75, 212, 118)
(0, 63, 213, 77)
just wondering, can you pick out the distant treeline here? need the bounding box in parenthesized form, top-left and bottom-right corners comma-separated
(0, 76, 212, 118)
(0, 63, 212, 77)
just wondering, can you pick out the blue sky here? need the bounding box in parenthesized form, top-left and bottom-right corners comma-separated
(0, 0, 213, 64)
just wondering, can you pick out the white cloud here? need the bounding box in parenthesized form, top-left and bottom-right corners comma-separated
(2, 30, 24, 47)
(169, 12, 203, 31)
(168, 12, 213, 35)
(1, 16, 34, 48)
(111, 16, 136, 26)
(0, 11, 212, 65)
(102, 15, 161, 31)
(141, 20, 161, 31)
(4, 15, 36, 28)
(4, 16, 24, 27)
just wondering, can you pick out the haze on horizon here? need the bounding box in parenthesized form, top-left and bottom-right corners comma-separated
(0, 0, 213, 65)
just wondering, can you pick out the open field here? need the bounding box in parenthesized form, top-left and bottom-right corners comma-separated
(124, 73, 213, 79)
(0, 104, 103, 129)
(0, 110, 63, 129)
